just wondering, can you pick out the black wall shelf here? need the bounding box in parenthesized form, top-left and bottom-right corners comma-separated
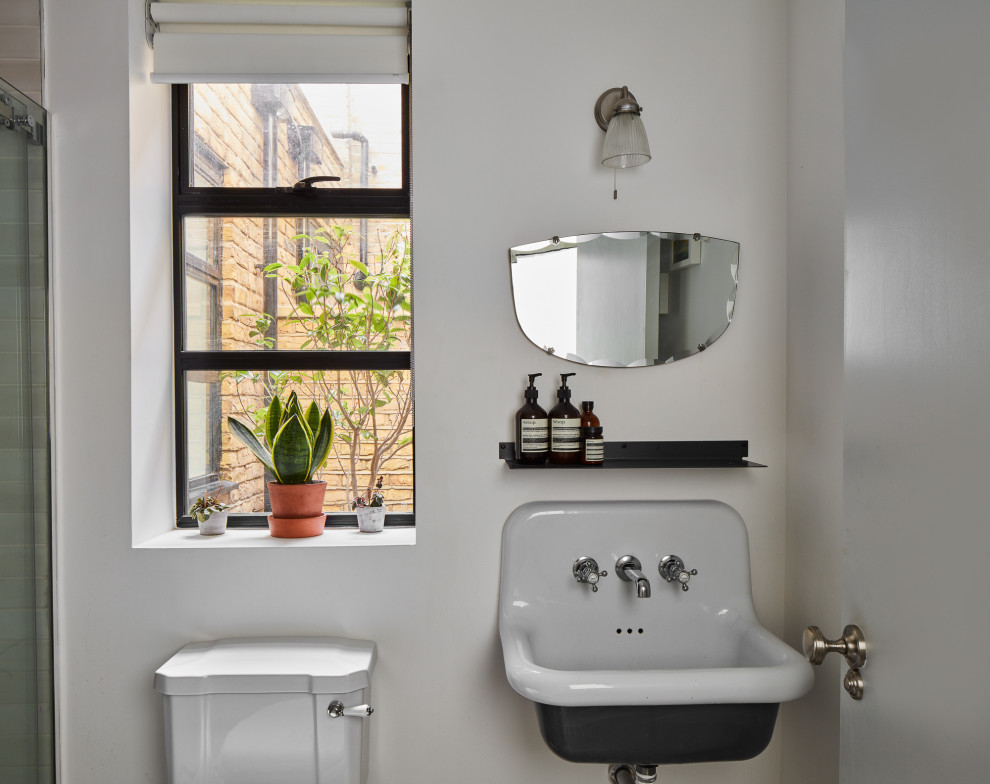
(498, 440, 765, 469)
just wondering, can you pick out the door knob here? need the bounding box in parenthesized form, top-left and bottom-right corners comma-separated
(802, 624, 867, 668)
(804, 624, 868, 701)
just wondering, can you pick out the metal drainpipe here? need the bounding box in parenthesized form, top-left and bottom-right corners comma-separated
(251, 86, 284, 511)
(331, 130, 369, 270)
(295, 127, 313, 254)
(261, 110, 279, 350)
(252, 85, 283, 351)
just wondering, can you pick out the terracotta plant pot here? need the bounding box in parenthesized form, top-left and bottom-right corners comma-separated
(267, 481, 326, 538)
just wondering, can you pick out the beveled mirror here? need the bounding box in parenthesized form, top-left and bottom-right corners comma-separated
(509, 232, 738, 367)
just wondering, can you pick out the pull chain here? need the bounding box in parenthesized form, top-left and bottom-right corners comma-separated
(613, 169, 618, 200)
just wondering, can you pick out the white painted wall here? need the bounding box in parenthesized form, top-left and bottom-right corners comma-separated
(47, 1, 793, 782)
(781, 1, 845, 783)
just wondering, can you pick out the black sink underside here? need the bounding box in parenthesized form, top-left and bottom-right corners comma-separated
(535, 702, 780, 765)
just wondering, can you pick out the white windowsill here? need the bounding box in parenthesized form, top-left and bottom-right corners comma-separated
(136, 527, 416, 549)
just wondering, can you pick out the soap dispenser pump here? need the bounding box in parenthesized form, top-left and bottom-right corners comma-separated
(549, 372, 581, 465)
(515, 373, 548, 464)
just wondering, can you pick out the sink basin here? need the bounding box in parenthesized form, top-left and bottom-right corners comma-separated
(498, 501, 813, 765)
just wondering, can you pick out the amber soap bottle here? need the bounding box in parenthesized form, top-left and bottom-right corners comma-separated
(549, 373, 581, 464)
(515, 373, 548, 464)
(581, 426, 605, 465)
(579, 401, 604, 465)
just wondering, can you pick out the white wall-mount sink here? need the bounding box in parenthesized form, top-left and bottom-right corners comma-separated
(498, 500, 813, 765)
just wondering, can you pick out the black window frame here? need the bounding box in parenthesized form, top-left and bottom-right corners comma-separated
(184, 140, 227, 498)
(172, 83, 413, 528)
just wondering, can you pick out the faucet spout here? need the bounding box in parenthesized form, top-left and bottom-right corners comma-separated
(615, 555, 651, 598)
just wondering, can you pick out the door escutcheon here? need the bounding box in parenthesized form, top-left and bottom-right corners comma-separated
(843, 668, 865, 701)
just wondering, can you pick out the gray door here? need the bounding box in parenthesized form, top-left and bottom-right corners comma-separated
(842, 1, 990, 780)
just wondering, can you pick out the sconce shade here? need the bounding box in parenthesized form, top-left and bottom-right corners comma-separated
(601, 111, 651, 169)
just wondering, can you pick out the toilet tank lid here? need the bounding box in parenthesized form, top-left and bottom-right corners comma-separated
(154, 636, 377, 696)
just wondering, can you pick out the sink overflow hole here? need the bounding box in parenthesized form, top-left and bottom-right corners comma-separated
(615, 628, 646, 635)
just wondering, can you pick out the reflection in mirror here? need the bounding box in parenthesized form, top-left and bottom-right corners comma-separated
(509, 232, 738, 367)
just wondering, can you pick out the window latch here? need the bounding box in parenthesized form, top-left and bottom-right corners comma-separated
(282, 175, 341, 193)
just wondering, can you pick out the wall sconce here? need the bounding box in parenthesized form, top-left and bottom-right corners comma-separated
(594, 86, 651, 198)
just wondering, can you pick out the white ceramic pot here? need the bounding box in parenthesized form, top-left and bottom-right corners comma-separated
(198, 509, 229, 536)
(356, 506, 386, 533)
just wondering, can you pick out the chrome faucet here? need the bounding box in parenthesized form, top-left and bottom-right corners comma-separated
(572, 556, 608, 593)
(658, 554, 698, 591)
(615, 555, 651, 598)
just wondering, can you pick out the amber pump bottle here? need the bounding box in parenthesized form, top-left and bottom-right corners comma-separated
(549, 373, 581, 464)
(515, 373, 548, 464)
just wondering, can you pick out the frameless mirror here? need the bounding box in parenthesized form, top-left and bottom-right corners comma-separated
(509, 232, 739, 367)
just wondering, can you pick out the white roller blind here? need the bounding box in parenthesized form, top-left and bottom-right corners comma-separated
(149, 1, 409, 84)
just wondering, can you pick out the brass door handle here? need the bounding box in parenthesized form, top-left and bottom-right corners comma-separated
(803, 624, 868, 701)
(803, 624, 867, 668)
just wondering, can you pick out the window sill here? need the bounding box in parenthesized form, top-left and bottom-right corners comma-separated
(135, 526, 416, 549)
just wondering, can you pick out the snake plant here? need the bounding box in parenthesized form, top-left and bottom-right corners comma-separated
(228, 391, 334, 484)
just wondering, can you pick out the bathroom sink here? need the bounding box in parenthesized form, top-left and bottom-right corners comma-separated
(498, 501, 813, 765)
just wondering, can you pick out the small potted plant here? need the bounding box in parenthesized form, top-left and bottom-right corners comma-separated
(228, 391, 334, 538)
(352, 475, 386, 533)
(188, 496, 231, 536)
